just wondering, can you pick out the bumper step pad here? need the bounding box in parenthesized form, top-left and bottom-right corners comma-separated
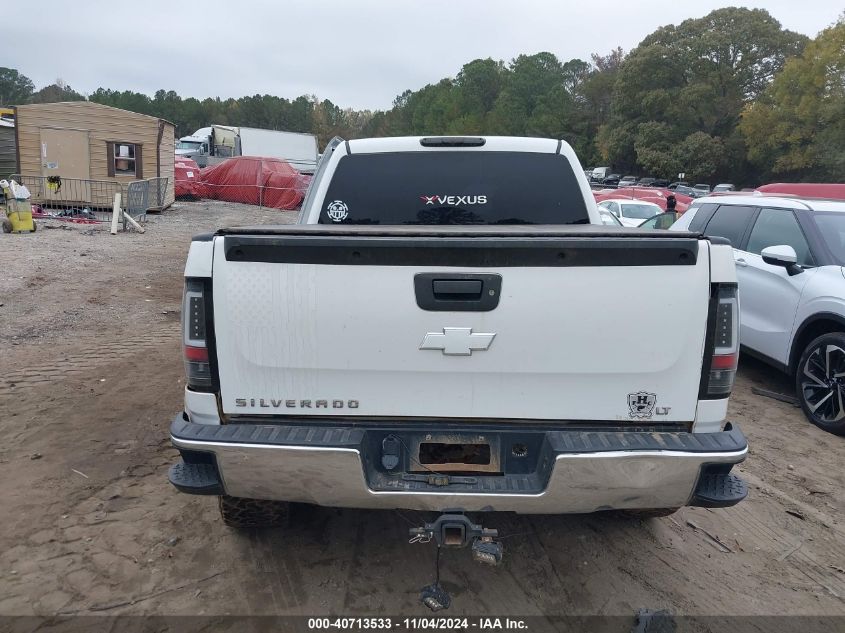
(168, 461, 223, 496)
(691, 473, 747, 508)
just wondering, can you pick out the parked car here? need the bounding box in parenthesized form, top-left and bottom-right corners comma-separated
(168, 135, 747, 540)
(651, 178, 670, 188)
(591, 166, 612, 182)
(668, 181, 690, 190)
(694, 184, 712, 194)
(598, 208, 623, 226)
(637, 177, 657, 187)
(713, 184, 736, 192)
(594, 188, 693, 214)
(671, 194, 845, 435)
(618, 176, 638, 187)
(601, 174, 621, 186)
(597, 199, 663, 227)
(674, 184, 702, 198)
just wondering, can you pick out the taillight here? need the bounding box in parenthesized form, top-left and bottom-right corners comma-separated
(703, 284, 739, 397)
(183, 279, 213, 389)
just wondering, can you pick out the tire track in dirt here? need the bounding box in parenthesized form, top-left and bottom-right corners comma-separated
(709, 494, 845, 603)
(0, 328, 180, 396)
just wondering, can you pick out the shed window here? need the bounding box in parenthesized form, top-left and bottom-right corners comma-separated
(107, 142, 142, 178)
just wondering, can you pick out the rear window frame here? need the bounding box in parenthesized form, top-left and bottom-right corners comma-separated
(316, 150, 591, 226)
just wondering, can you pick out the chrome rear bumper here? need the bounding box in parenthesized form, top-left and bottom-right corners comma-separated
(169, 417, 748, 514)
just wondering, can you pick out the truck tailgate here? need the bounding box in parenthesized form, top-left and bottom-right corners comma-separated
(210, 226, 710, 423)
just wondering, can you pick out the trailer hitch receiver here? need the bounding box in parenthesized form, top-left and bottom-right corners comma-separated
(409, 512, 504, 611)
(409, 511, 503, 564)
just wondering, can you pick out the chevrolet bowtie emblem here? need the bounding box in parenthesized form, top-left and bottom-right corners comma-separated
(419, 327, 496, 356)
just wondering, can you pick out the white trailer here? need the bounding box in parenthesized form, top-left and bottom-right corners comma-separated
(175, 125, 318, 173)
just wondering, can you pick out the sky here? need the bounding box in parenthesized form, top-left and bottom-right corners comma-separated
(6, 0, 843, 111)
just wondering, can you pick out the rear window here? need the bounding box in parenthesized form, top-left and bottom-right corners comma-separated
(319, 152, 589, 225)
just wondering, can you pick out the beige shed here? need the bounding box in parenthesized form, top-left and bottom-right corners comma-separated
(14, 101, 175, 210)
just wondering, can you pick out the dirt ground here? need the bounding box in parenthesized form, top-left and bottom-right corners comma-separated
(0, 200, 843, 622)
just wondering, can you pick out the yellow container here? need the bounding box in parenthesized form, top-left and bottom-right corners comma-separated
(2, 188, 36, 233)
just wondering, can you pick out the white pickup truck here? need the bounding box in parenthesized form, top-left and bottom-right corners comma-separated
(169, 136, 747, 544)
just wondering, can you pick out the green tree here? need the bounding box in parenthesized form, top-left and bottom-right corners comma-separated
(30, 78, 85, 103)
(0, 67, 34, 106)
(489, 52, 565, 134)
(633, 121, 677, 176)
(90, 88, 153, 117)
(581, 49, 626, 165)
(643, 7, 807, 101)
(741, 17, 845, 180)
(455, 58, 505, 116)
(603, 7, 807, 181)
(674, 132, 725, 182)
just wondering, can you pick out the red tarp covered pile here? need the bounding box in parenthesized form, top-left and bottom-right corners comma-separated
(198, 157, 307, 210)
(175, 157, 202, 198)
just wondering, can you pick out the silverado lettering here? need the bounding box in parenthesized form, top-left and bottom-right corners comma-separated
(235, 398, 360, 409)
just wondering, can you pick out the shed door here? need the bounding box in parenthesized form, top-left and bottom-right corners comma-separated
(40, 128, 91, 204)
(40, 128, 90, 179)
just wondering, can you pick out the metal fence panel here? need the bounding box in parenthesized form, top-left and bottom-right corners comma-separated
(9, 174, 166, 225)
(147, 176, 169, 211)
(125, 180, 150, 225)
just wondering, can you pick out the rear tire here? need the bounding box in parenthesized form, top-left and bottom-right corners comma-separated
(617, 508, 679, 519)
(795, 332, 845, 436)
(218, 495, 291, 528)
(1, 219, 12, 233)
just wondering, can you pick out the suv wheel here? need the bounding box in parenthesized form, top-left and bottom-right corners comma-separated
(218, 495, 291, 528)
(796, 332, 845, 436)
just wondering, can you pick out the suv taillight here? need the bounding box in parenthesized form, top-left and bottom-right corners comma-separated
(702, 284, 739, 397)
(182, 279, 214, 390)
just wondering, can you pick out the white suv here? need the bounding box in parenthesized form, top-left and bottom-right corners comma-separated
(673, 194, 845, 435)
